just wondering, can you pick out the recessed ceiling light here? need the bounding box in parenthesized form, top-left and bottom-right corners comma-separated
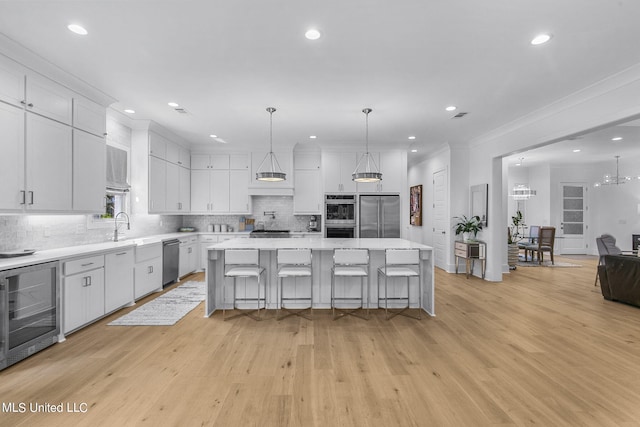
(573, 149, 581, 153)
(445, 106, 457, 112)
(209, 134, 217, 138)
(124, 109, 135, 114)
(168, 102, 179, 107)
(531, 33, 552, 45)
(411, 149, 418, 153)
(309, 135, 317, 139)
(305, 29, 321, 40)
(408, 136, 416, 140)
(611, 137, 623, 141)
(67, 24, 88, 35)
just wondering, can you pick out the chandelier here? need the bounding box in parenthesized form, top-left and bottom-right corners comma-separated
(594, 155, 637, 187)
(255, 107, 286, 182)
(352, 108, 382, 182)
(510, 184, 537, 200)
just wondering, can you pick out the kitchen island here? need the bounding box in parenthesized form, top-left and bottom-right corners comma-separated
(205, 238, 434, 317)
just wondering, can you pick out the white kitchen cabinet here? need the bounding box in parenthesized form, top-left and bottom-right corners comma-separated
(322, 151, 357, 193)
(26, 113, 73, 211)
(134, 243, 162, 299)
(294, 169, 322, 214)
(165, 161, 181, 213)
(73, 129, 106, 212)
(191, 154, 231, 170)
(179, 236, 198, 278)
(104, 249, 135, 313)
(73, 96, 106, 137)
(165, 140, 180, 164)
(63, 255, 105, 334)
(199, 235, 218, 270)
(25, 73, 73, 125)
(211, 170, 230, 212)
(229, 169, 251, 213)
(179, 166, 191, 211)
(0, 102, 24, 211)
(179, 147, 191, 168)
(191, 156, 251, 214)
(355, 151, 403, 193)
(149, 155, 167, 213)
(149, 131, 167, 159)
(0, 59, 26, 107)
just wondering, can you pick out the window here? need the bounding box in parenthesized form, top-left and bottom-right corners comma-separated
(88, 142, 130, 228)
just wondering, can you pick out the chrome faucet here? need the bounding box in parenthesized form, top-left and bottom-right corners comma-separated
(114, 212, 130, 242)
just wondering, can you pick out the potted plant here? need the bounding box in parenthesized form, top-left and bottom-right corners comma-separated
(454, 215, 483, 242)
(507, 210, 524, 269)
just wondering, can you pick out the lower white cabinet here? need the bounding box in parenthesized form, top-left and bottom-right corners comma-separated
(179, 236, 198, 278)
(104, 249, 134, 313)
(63, 255, 105, 334)
(199, 235, 218, 270)
(134, 243, 162, 299)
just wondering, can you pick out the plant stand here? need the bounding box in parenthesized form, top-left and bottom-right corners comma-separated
(507, 243, 519, 270)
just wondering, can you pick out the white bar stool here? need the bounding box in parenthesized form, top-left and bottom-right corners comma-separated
(377, 248, 421, 320)
(223, 249, 266, 321)
(331, 248, 369, 320)
(277, 248, 313, 321)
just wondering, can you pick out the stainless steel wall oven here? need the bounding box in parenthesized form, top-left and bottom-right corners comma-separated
(325, 194, 357, 238)
(0, 261, 60, 370)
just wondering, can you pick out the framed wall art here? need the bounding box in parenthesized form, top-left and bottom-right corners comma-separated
(410, 184, 422, 226)
(470, 183, 488, 227)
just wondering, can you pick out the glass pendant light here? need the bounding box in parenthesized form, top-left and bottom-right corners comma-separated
(594, 155, 637, 187)
(352, 108, 382, 183)
(256, 107, 286, 182)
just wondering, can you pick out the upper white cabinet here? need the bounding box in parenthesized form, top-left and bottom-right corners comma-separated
(190, 153, 250, 214)
(322, 151, 357, 193)
(73, 96, 106, 137)
(0, 57, 107, 214)
(26, 113, 73, 211)
(73, 129, 106, 212)
(293, 151, 322, 214)
(355, 151, 403, 193)
(25, 73, 73, 125)
(148, 130, 191, 214)
(0, 60, 25, 107)
(0, 102, 25, 211)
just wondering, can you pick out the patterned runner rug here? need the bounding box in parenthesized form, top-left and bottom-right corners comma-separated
(108, 281, 205, 326)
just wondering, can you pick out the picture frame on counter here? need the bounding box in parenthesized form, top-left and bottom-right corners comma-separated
(410, 184, 422, 226)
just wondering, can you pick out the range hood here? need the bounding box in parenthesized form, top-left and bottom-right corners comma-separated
(248, 187, 294, 196)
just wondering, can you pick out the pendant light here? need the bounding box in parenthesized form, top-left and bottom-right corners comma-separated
(352, 108, 382, 183)
(594, 155, 637, 187)
(256, 107, 286, 182)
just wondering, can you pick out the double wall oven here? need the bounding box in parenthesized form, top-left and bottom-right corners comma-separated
(325, 195, 356, 238)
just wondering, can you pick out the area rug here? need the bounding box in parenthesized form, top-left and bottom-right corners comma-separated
(517, 261, 581, 268)
(108, 281, 206, 326)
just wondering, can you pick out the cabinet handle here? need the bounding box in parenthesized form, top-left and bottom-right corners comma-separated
(20, 100, 26, 105)
(148, 266, 153, 274)
(87, 276, 92, 286)
(20, 190, 26, 205)
(28, 103, 33, 107)
(28, 191, 34, 205)
(115, 252, 127, 256)
(81, 262, 94, 267)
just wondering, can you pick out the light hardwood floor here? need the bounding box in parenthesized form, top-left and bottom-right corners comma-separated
(2, 256, 640, 426)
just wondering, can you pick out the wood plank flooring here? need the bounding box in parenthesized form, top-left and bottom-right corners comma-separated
(2, 257, 640, 426)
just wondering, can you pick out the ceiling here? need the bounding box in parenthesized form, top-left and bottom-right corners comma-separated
(2, 1, 640, 155)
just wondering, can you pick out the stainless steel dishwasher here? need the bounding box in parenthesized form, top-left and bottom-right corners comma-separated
(162, 239, 180, 286)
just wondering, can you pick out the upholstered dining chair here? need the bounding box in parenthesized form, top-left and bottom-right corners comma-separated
(524, 226, 555, 265)
(518, 225, 539, 262)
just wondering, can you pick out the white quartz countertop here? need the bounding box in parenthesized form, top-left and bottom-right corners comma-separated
(0, 231, 199, 271)
(209, 237, 433, 251)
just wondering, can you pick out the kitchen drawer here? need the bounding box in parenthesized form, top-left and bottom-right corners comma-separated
(135, 242, 162, 263)
(64, 254, 105, 276)
(200, 235, 218, 244)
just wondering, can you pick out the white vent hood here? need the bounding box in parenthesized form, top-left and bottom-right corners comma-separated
(248, 187, 294, 197)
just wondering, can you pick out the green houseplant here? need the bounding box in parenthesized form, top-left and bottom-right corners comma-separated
(454, 215, 483, 242)
(507, 210, 524, 269)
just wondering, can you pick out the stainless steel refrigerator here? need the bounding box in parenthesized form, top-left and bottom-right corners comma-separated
(359, 195, 400, 238)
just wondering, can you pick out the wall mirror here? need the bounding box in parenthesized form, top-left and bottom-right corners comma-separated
(470, 184, 488, 227)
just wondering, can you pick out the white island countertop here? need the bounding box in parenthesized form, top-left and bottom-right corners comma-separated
(209, 237, 433, 251)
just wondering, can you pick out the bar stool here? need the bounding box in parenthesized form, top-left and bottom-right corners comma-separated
(331, 248, 369, 320)
(277, 248, 313, 321)
(223, 249, 266, 321)
(377, 248, 421, 320)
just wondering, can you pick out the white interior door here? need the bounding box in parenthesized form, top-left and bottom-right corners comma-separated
(559, 183, 587, 254)
(433, 168, 447, 270)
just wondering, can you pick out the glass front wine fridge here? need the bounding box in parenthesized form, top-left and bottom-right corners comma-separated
(0, 261, 60, 371)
